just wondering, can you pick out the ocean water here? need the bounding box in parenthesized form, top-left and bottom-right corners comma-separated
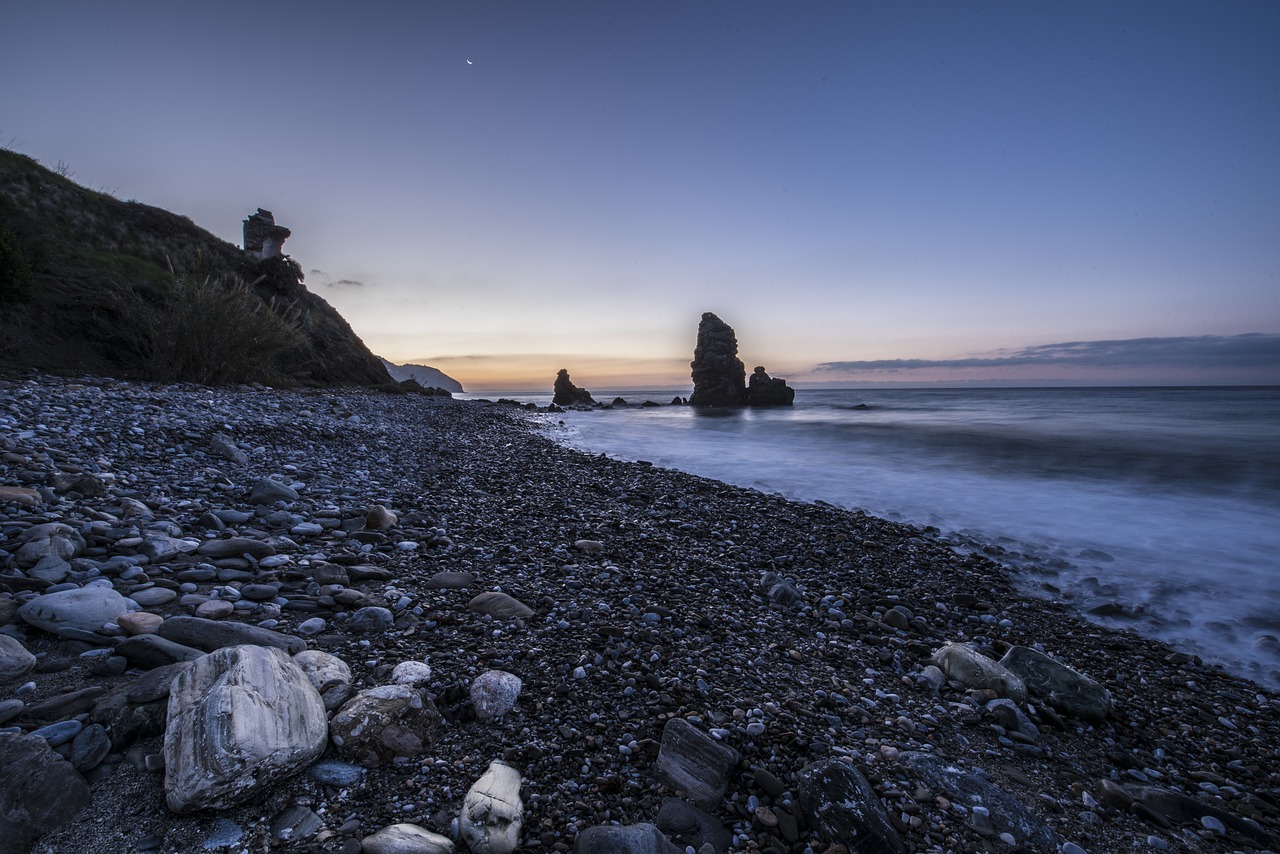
(477, 386, 1280, 689)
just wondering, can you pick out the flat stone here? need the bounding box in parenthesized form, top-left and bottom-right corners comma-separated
(118, 611, 165, 635)
(348, 606, 395, 632)
(247, 478, 298, 505)
(196, 537, 277, 559)
(424, 571, 475, 590)
(131, 587, 178, 607)
(308, 758, 364, 788)
(195, 599, 236, 620)
(0, 485, 42, 506)
(116, 633, 206, 669)
(468, 591, 534, 620)
(654, 718, 740, 811)
(157, 615, 305, 654)
(361, 823, 454, 854)
(270, 805, 324, 842)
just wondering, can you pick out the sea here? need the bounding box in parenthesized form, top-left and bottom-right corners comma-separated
(464, 386, 1280, 690)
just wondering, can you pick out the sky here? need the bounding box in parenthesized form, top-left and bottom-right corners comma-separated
(4, 1, 1278, 391)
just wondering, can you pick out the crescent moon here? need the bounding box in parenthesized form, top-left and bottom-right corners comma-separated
(466, 59, 473, 65)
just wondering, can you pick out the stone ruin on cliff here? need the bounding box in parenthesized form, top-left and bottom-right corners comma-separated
(689, 312, 793, 407)
(243, 208, 291, 259)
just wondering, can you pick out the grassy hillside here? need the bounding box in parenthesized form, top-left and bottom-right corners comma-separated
(0, 149, 391, 386)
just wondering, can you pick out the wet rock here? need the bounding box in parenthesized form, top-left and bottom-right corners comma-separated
(902, 752, 1059, 850)
(361, 823, 455, 853)
(0, 732, 92, 852)
(0, 635, 36, 682)
(797, 757, 903, 854)
(931, 642, 1027, 703)
(654, 717, 740, 811)
(330, 685, 441, 767)
(460, 760, 523, 854)
(998, 645, 1113, 722)
(163, 644, 328, 812)
(470, 670, 522, 721)
(17, 586, 141, 638)
(574, 822, 682, 854)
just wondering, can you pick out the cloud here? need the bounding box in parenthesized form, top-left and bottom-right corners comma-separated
(815, 334, 1280, 374)
(330, 278, 364, 287)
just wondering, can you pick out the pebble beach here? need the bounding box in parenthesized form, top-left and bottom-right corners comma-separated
(2, 373, 1278, 854)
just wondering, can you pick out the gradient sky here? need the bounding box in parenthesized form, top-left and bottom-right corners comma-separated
(5, 1, 1278, 390)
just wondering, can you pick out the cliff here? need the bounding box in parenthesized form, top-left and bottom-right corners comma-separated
(381, 359, 464, 393)
(0, 149, 391, 386)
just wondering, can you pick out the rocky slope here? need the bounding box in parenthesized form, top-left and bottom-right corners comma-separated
(381, 360, 464, 394)
(0, 150, 390, 387)
(1, 374, 1278, 854)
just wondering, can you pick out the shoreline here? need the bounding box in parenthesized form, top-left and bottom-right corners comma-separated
(1, 374, 1277, 853)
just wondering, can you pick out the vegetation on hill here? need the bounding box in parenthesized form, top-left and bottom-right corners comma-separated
(0, 149, 391, 386)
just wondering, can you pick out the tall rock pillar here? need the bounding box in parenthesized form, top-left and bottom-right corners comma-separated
(689, 312, 747, 407)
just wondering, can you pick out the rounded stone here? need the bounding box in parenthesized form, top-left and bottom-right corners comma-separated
(0, 635, 37, 682)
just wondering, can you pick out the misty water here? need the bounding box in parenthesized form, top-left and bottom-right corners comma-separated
(481, 386, 1280, 689)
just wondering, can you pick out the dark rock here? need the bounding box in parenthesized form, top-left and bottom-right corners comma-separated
(689, 312, 746, 407)
(656, 797, 731, 853)
(746, 366, 795, 406)
(196, 536, 277, 559)
(574, 823, 683, 854)
(329, 685, 441, 768)
(654, 717, 740, 810)
(553, 369, 595, 406)
(1128, 785, 1279, 848)
(0, 733, 92, 852)
(469, 591, 534, 620)
(797, 758, 904, 854)
(156, 615, 306, 654)
(247, 478, 299, 505)
(115, 633, 206, 669)
(998, 645, 1113, 722)
(69, 723, 111, 771)
(902, 752, 1058, 850)
(24, 687, 106, 722)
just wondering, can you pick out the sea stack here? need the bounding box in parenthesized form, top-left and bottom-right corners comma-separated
(552, 369, 595, 406)
(689, 312, 747, 407)
(689, 313, 793, 407)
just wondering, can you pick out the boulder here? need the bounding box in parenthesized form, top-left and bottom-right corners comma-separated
(689, 312, 746, 407)
(931, 642, 1027, 703)
(196, 537, 277, 559)
(115, 634, 206, 669)
(17, 586, 140, 638)
(210, 433, 248, 465)
(655, 798, 732, 852)
(0, 732, 92, 852)
(14, 523, 86, 567)
(0, 485, 41, 507)
(246, 477, 298, 505)
(470, 670, 522, 721)
(365, 504, 398, 530)
(330, 685, 441, 767)
(0, 635, 36, 682)
(574, 823, 682, 854)
(797, 758, 903, 854)
(746, 366, 795, 406)
(654, 718, 740, 810)
(902, 752, 1059, 850)
(163, 645, 328, 813)
(552, 369, 595, 406)
(460, 761, 524, 854)
(998, 645, 1113, 722)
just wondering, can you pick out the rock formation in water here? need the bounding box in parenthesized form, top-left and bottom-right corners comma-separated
(689, 312, 747, 407)
(552, 369, 595, 406)
(747, 366, 795, 406)
(689, 313, 793, 407)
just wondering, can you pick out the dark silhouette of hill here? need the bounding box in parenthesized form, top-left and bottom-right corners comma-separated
(0, 149, 391, 386)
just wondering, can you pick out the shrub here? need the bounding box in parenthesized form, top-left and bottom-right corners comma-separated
(111, 273, 305, 385)
(0, 228, 32, 301)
